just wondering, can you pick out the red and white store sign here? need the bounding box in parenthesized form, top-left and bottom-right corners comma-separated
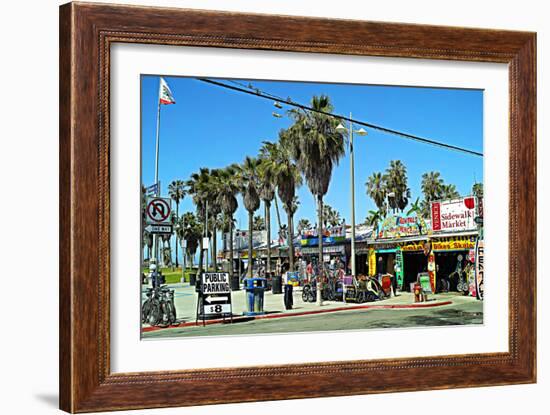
(431, 197, 477, 232)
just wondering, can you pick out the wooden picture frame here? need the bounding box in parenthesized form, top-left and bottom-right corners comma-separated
(59, 2, 536, 412)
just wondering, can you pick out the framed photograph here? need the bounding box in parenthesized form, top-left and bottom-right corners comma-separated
(59, 2, 536, 412)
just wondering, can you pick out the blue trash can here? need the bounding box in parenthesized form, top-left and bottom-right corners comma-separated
(244, 277, 267, 315)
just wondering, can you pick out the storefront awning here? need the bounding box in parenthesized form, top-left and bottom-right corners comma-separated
(300, 245, 345, 255)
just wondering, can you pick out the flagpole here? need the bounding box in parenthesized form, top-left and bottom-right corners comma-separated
(152, 83, 162, 267)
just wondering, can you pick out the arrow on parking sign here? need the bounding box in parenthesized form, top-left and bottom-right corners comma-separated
(204, 296, 228, 303)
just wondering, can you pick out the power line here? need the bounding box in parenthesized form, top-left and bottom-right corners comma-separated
(197, 78, 483, 157)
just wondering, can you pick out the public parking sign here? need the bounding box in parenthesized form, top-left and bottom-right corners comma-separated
(198, 273, 232, 320)
(146, 197, 171, 224)
(202, 272, 231, 294)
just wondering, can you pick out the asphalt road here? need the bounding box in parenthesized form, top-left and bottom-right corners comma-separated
(142, 299, 483, 339)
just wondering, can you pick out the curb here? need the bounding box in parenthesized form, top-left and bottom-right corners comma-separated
(142, 300, 453, 333)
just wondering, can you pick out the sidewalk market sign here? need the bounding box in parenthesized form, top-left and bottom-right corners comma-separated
(196, 272, 232, 325)
(431, 196, 477, 232)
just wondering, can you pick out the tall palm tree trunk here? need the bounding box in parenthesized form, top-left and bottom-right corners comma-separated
(317, 196, 324, 306)
(229, 218, 234, 279)
(287, 210, 295, 273)
(174, 203, 179, 268)
(248, 211, 254, 278)
(265, 202, 271, 274)
(274, 196, 283, 235)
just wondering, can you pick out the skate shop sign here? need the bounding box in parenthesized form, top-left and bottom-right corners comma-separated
(431, 196, 477, 232)
(201, 272, 231, 294)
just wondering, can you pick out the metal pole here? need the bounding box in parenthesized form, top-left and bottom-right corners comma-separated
(350, 112, 356, 278)
(347, 113, 356, 303)
(205, 201, 209, 272)
(152, 91, 162, 267)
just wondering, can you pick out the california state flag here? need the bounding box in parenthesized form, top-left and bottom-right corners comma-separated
(159, 77, 176, 105)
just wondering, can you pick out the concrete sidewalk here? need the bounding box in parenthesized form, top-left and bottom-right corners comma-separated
(142, 282, 469, 330)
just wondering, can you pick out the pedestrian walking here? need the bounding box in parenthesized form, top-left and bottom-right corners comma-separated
(149, 263, 160, 288)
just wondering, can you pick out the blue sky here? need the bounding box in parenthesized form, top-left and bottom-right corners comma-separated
(141, 75, 483, 240)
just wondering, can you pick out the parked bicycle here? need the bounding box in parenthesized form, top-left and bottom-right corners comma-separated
(302, 275, 334, 303)
(141, 285, 177, 327)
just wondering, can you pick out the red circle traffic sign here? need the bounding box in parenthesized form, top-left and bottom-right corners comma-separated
(146, 198, 171, 223)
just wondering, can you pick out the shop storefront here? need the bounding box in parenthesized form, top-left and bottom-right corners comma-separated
(300, 244, 346, 266)
(431, 233, 477, 292)
(398, 239, 430, 290)
(299, 225, 347, 269)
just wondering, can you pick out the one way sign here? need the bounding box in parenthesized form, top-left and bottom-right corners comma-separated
(144, 224, 173, 234)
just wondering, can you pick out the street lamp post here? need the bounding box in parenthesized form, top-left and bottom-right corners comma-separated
(336, 115, 367, 282)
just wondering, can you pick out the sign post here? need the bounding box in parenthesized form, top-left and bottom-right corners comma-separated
(395, 248, 404, 290)
(146, 196, 172, 267)
(196, 272, 233, 326)
(475, 239, 484, 300)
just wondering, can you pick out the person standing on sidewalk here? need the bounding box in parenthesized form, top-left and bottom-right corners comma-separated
(149, 263, 160, 288)
(306, 261, 313, 282)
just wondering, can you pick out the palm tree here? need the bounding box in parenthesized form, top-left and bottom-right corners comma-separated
(186, 167, 212, 276)
(297, 218, 312, 235)
(260, 137, 302, 273)
(215, 165, 241, 280)
(421, 171, 444, 218)
(421, 171, 444, 201)
(143, 231, 153, 261)
(168, 179, 186, 267)
(287, 95, 345, 305)
(240, 156, 261, 278)
(253, 215, 265, 231)
(385, 160, 411, 212)
(441, 183, 460, 200)
(322, 204, 341, 228)
(366, 172, 387, 211)
(207, 169, 226, 272)
(180, 212, 202, 270)
(472, 182, 484, 199)
(257, 156, 277, 274)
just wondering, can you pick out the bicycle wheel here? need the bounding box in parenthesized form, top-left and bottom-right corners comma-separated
(161, 301, 175, 325)
(141, 299, 152, 324)
(148, 301, 161, 326)
(366, 292, 377, 302)
(168, 301, 177, 324)
(302, 287, 310, 302)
